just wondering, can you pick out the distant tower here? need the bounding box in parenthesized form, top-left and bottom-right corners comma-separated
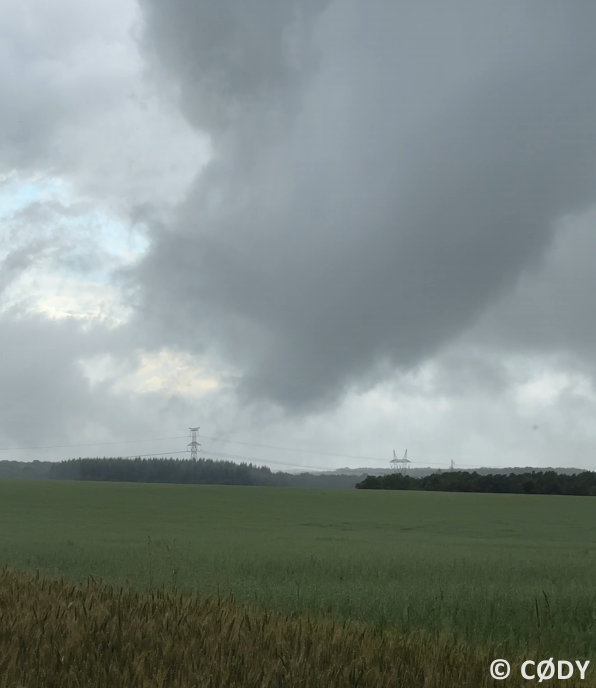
(450, 459, 455, 471)
(188, 427, 202, 460)
(390, 449, 411, 473)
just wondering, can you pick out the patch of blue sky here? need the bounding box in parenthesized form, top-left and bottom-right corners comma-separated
(0, 174, 68, 218)
(0, 174, 149, 284)
(53, 208, 148, 266)
(83, 209, 149, 264)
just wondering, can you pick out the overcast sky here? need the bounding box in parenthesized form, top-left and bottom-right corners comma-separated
(1, 0, 596, 472)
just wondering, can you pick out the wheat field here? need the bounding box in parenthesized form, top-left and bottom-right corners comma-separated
(2, 568, 587, 688)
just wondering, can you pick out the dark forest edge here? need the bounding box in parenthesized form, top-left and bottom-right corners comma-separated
(46, 457, 364, 489)
(356, 470, 596, 496)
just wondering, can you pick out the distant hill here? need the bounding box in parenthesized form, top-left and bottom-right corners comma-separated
(325, 466, 586, 477)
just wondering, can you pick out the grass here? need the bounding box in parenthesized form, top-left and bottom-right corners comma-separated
(1, 479, 596, 657)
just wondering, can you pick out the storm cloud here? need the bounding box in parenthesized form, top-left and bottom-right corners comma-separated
(131, 1, 596, 409)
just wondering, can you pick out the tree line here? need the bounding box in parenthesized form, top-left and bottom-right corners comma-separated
(48, 457, 364, 489)
(355, 470, 596, 496)
(0, 460, 51, 480)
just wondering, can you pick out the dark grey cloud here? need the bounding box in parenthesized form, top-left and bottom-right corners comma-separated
(138, 0, 328, 136)
(468, 207, 596, 364)
(131, 1, 596, 410)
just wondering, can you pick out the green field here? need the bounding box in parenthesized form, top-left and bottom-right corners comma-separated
(1, 479, 596, 656)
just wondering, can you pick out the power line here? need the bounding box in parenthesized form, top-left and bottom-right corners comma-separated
(200, 445, 488, 472)
(199, 434, 477, 469)
(0, 429, 435, 468)
(64, 444, 488, 473)
(202, 448, 331, 472)
(200, 433, 391, 463)
(0, 428, 490, 472)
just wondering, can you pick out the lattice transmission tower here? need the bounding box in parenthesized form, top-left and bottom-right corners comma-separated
(390, 449, 411, 473)
(188, 427, 202, 461)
